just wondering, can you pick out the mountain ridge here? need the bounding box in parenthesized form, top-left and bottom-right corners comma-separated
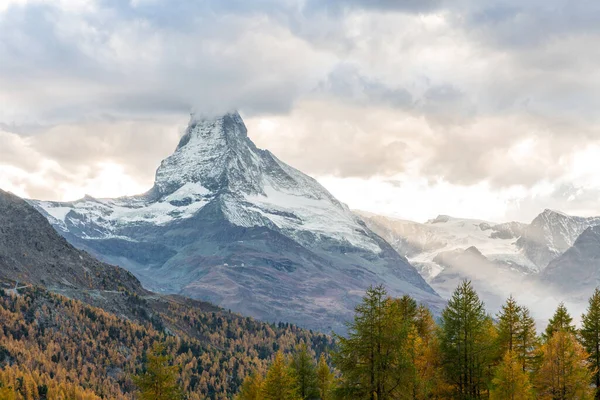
(31, 112, 442, 333)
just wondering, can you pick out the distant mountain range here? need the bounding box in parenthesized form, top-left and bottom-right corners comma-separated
(30, 112, 442, 332)
(358, 209, 600, 311)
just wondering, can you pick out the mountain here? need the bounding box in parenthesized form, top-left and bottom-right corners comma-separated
(358, 210, 600, 313)
(517, 209, 600, 271)
(357, 212, 533, 279)
(31, 112, 441, 332)
(541, 225, 600, 296)
(359, 209, 600, 276)
(0, 189, 331, 398)
(0, 188, 144, 303)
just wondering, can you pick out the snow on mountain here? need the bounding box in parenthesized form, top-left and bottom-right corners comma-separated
(358, 209, 600, 315)
(517, 209, 600, 271)
(31, 112, 441, 333)
(357, 212, 533, 279)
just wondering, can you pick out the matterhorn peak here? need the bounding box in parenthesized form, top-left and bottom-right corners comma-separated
(31, 109, 441, 332)
(177, 111, 247, 150)
(152, 111, 261, 197)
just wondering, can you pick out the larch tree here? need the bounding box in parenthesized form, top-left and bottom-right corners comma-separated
(289, 343, 319, 400)
(497, 296, 522, 353)
(262, 352, 300, 400)
(333, 285, 412, 400)
(235, 373, 264, 400)
(412, 305, 446, 399)
(316, 354, 334, 400)
(0, 383, 16, 400)
(439, 280, 495, 399)
(535, 330, 594, 400)
(490, 350, 533, 400)
(396, 295, 418, 322)
(497, 296, 539, 372)
(133, 343, 184, 400)
(580, 288, 600, 398)
(515, 306, 538, 372)
(543, 302, 576, 340)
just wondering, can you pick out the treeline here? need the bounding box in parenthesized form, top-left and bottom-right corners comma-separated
(0, 286, 332, 399)
(238, 281, 600, 400)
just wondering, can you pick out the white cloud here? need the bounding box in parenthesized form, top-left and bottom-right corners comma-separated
(2, 0, 600, 221)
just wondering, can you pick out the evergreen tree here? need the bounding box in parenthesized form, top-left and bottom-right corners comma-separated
(133, 343, 184, 400)
(439, 280, 495, 399)
(235, 373, 264, 400)
(490, 350, 533, 400)
(535, 330, 594, 400)
(333, 285, 412, 400)
(262, 352, 300, 400)
(581, 288, 600, 398)
(316, 354, 334, 400)
(289, 344, 319, 399)
(543, 302, 576, 340)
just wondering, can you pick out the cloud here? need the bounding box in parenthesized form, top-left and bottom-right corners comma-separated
(304, 0, 443, 15)
(0, 118, 182, 200)
(0, 0, 335, 124)
(318, 63, 413, 108)
(2, 0, 600, 221)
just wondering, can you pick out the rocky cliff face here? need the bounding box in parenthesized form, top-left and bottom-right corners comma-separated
(31, 112, 442, 332)
(0, 189, 141, 293)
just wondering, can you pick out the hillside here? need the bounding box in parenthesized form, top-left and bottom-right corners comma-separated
(0, 286, 331, 399)
(0, 188, 332, 399)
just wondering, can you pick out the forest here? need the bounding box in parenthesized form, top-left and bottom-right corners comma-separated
(236, 281, 600, 400)
(2, 281, 600, 399)
(0, 286, 331, 399)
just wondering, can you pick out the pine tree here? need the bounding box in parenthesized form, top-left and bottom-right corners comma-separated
(316, 354, 334, 400)
(289, 344, 319, 399)
(490, 350, 533, 400)
(262, 352, 300, 400)
(535, 330, 594, 400)
(581, 288, 600, 398)
(543, 302, 576, 340)
(333, 285, 412, 400)
(133, 343, 184, 400)
(236, 372, 264, 400)
(439, 280, 495, 399)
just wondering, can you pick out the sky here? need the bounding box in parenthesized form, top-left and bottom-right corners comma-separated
(1, 0, 600, 223)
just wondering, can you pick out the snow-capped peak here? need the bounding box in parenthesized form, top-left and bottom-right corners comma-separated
(34, 112, 385, 253)
(152, 111, 264, 198)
